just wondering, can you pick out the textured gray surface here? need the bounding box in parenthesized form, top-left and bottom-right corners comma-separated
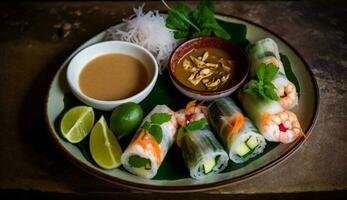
(0, 1, 346, 194)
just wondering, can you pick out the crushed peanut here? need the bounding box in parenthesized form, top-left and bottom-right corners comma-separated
(181, 51, 233, 90)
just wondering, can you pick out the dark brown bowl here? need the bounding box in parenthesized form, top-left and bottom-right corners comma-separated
(168, 36, 249, 100)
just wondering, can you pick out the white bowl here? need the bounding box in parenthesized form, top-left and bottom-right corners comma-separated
(66, 41, 158, 111)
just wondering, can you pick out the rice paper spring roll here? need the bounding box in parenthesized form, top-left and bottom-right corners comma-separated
(238, 91, 304, 143)
(248, 39, 298, 110)
(208, 97, 266, 163)
(121, 105, 177, 179)
(247, 38, 280, 62)
(250, 56, 298, 110)
(175, 101, 228, 179)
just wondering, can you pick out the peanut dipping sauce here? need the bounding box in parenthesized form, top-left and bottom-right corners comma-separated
(79, 53, 149, 101)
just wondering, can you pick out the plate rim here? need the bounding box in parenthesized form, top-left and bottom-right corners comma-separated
(44, 13, 320, 193)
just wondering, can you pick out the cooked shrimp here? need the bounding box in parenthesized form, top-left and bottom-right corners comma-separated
(260, 111, 304, 143)
(279, 82, 298, 110)
(175, 100, 206, 126)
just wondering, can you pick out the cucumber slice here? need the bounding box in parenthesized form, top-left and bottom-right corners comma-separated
(235, 142, 251, 157)
(133, 167, 148, 175)
(203, 157, 216, 174)
(246, 136, 259, 150)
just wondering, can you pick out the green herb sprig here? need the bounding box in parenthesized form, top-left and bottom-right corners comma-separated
(142, 113, 172, 144)
(177, 119, 208, 146)
(162, 0, 230, 40)
(243, 63, 279, 100)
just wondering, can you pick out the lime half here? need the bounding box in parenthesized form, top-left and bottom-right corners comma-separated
(60, 106, 95, 143)
(90, 116, 122, 169)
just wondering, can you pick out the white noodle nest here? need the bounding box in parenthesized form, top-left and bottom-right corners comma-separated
(106, 4, 178, 71)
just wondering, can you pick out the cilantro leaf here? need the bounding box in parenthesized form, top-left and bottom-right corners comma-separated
(148, 124, 163, 143)
(186, 119, 208, 131)
(128, 155, 151, 169)
(150, 113, 171, 125)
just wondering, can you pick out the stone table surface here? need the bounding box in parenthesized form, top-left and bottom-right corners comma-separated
(0, 0, 346, 197)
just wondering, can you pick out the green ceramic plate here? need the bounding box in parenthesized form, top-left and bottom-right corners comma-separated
(45, 14, 319, 192)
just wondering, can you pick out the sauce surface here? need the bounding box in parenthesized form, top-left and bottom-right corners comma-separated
(175, 47, 236, 91)
(79, 53, 148, 101)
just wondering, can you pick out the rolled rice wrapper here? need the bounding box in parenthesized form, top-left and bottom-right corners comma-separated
(208, 97, 266, 163)
(255, 56, 299, 110)
(180, 129, 229, 179)
(175, 102, 228, 179)
(247, 38, 280, 63)
(238, 91, 304, 143)
(121, 105, 177, 179)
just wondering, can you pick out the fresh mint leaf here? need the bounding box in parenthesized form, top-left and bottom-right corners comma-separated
(256, 63, 266, 80)
(149, 124, 163, 143)
(280, 53, 301, 97)
(264, 83, 279, 100)
(165, 3, 193, 31)
(193, 0, 230, 40)
(186, 119, 208, 131)
(143, 121, 151, 130)
(151, 113, 172, 125)
(128, 155, 151, 169)
(243, 86, 258, 97)
(163, 0, 230, 40)
(264, 63, 279, 82)
(243, 63, 279, 100)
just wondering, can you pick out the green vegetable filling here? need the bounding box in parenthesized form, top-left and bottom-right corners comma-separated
(243, 63, 279, 100)
(203, 155, 220, 174)
(128, 155, 151, 170)
(235, 136, 259, 157)
(162, 0, 230, 40)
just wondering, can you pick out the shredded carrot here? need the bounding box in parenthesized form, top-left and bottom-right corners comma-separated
(226, 112, 245, 141)
(130, 129, 161, 165)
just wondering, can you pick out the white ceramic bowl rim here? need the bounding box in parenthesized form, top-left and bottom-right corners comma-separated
(66, 41, 158, 105)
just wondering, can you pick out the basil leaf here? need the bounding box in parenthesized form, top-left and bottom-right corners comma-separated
(186, 119, 208, 131)
(128, 155, 151, 169)
(280, 53, 301, 97)
(264, 63, 279, 82)
(148, 124, 163, 143)
(151, 113, 172, 125)
(256, 63, 266, 80)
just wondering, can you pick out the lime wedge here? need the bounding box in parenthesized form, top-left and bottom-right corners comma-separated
(60, 106, 95, 143)
(90, 116, 122, 169)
